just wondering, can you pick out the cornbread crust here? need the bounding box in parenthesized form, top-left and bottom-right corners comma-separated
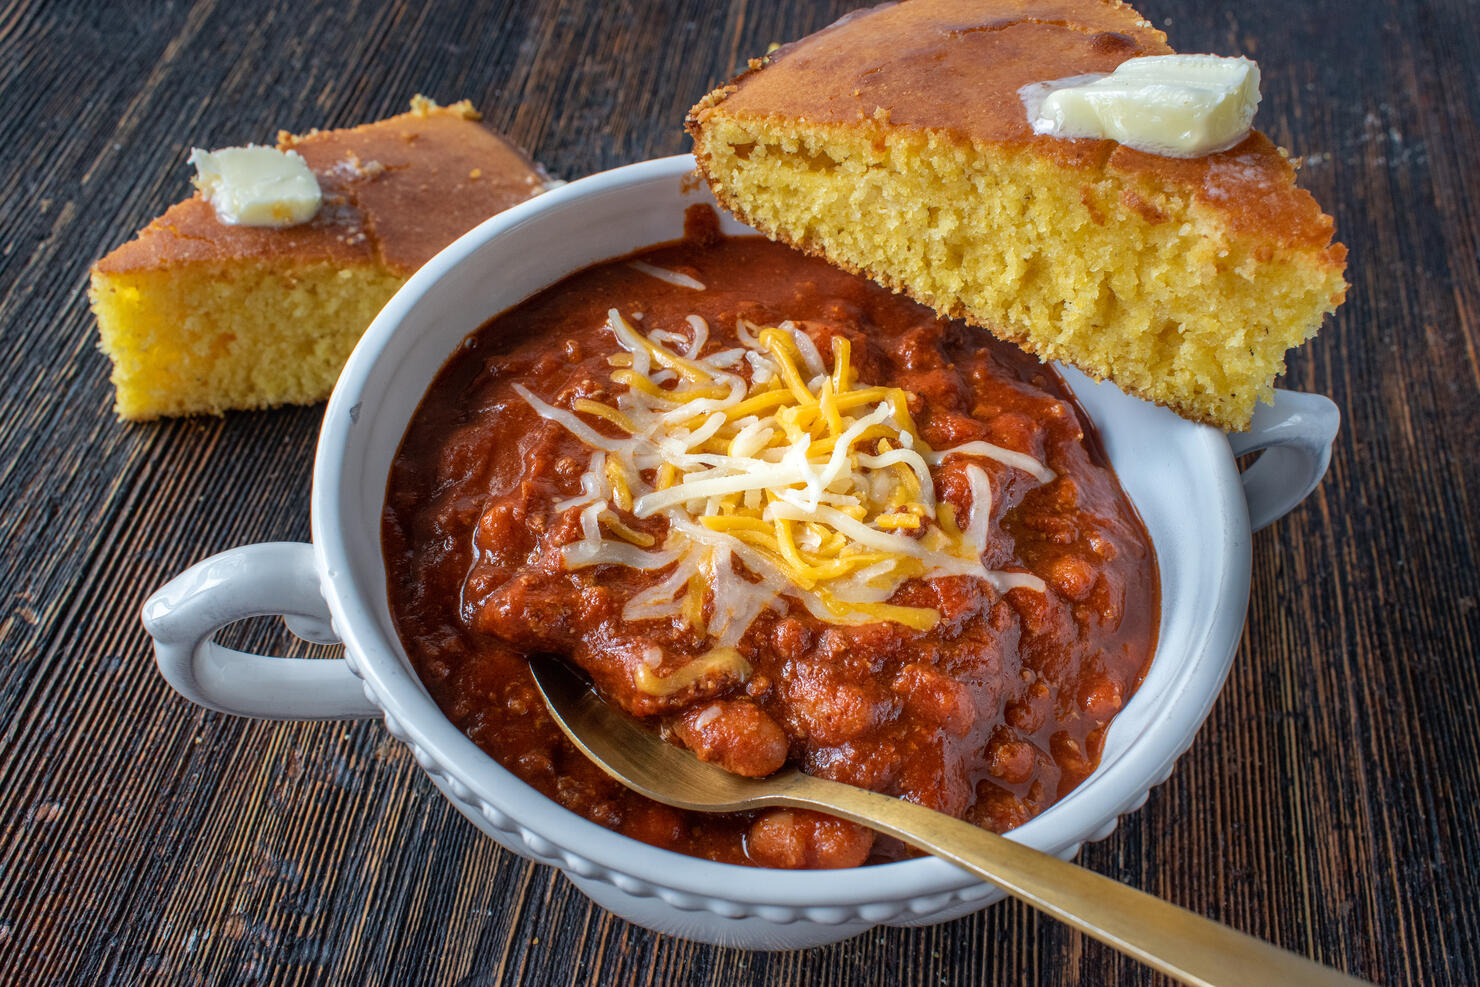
(686, 0, 1348, 430)
(91, 98, 547, 420)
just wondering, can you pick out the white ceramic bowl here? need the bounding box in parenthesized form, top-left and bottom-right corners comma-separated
(142, 155, 1338, 950)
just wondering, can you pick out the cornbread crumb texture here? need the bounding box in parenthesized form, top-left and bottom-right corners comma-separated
(92, 262, 403, 420)
(91, 98, 547, 420)
(687, 0, 1347, 430)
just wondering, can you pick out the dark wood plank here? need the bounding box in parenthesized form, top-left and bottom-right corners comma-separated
(0, 0, 1475, 984)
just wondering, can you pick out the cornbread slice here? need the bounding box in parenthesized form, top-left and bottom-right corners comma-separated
(90, 97, 548, 420)
(686, 0, 1348, 430)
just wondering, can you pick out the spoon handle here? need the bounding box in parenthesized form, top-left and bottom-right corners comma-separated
(772, 774, 1367, 987)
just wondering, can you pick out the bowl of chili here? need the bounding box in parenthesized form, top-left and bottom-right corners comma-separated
(142, 154, 1337, 949)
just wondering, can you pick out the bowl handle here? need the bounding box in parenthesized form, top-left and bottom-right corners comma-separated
(1226, 390, 1340, 532)
(142, 542, 380, 720)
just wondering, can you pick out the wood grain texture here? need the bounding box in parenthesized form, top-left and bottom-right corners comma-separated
(0, 0, 1475, 984)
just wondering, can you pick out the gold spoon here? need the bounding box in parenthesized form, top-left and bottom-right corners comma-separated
(530, 660, 1366, 986)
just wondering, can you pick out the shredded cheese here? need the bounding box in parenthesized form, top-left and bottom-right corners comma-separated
(634, 647, 750, 696)
(518, 309, 1054, 685)
(693, 703, 723, 730)
(628, 260, 706, 291)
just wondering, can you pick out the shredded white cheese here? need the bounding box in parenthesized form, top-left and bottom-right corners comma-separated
(517, 309, 1053, 668)
(628, 260, 706, 291)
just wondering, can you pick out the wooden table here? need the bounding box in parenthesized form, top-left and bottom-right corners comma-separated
(2, 0, 1475, 983)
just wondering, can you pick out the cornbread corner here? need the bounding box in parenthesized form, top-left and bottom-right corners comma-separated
(685, 0, 1348, 431)
(90, 97, 548, 421)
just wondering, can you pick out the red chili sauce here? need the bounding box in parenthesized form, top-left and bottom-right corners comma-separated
(383, 214, 1159, 868)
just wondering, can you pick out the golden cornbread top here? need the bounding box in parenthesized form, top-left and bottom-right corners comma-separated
(689, 0, 1343, 257)
(95, 98, 547, 277)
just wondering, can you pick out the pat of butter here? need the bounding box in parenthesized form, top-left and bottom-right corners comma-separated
(188, 145, 322, 227)
(1023, 54, 1261, 158)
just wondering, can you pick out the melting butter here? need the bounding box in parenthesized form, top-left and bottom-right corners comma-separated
(188, 145, 322, 227)
(1022, 54, 1261, 158)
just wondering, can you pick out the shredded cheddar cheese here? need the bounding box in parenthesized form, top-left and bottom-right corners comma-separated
(633, 647, 751, 696)
(515, 309, 1053, 674)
